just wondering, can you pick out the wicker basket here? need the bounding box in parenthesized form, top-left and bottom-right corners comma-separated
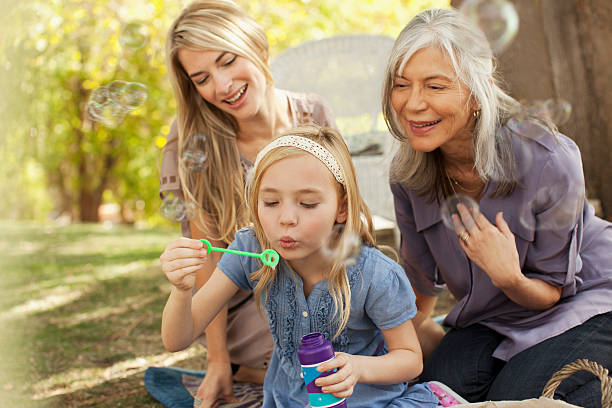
(454, 359, 611, 408)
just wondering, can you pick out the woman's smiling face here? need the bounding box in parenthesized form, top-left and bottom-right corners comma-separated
(390, 46, 477, 152)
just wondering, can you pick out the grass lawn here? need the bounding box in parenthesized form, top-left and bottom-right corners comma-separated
(0, 220, 456, 407)
(0, 221, 207, 407)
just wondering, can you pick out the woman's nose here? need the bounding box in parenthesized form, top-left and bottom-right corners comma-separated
(214, 73, 232, 95)
(406, 88, 427, 111)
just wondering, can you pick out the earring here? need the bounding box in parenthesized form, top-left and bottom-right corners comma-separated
(473, 110, 481, 118)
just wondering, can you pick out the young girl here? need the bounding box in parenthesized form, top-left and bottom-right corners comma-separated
(161, 126, 438, 407)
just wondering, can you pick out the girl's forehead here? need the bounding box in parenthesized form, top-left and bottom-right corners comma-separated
(260, 153, 337, 189)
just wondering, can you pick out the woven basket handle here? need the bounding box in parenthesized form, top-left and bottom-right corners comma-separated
(541, 359, 612, 408)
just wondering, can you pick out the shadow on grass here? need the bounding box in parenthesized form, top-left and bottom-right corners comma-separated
(0, 221, 194, 408)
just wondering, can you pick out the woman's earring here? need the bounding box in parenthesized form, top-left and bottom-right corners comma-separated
(473, 110, 481, 118)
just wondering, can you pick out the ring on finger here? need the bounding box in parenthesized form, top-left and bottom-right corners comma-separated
(193, 397, 202, 408)
(458, 231, 470, 244)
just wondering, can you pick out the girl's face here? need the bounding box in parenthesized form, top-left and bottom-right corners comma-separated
(178, 48, 268, 123)
(257, 153, 347, 266)
(390, 46, 476, 152)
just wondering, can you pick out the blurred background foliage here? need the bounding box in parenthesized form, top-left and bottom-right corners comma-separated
(0, 0, 448, 226)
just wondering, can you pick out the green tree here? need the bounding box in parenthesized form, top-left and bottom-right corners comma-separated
(0, 0, 448, 224)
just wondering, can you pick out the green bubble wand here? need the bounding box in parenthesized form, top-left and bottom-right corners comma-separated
(200, 239, 280, 268)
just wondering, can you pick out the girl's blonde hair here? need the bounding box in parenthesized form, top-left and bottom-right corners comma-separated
(166, 0, 273, 242)
(381, 8, 521, 200)
(246, 126, 376, 339)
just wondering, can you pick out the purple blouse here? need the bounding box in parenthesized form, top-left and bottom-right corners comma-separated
(391, 118, 612, 361)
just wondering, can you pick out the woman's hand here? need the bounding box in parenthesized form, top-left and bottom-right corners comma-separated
(160, 237, 207, 292)
(314, 352, 361, 399)
(453, 205, 521, 289)
(194, 361, 238, 408)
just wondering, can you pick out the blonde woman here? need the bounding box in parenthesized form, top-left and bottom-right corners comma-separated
(158, 1, 336, 406)
(161, 126, 438, 407)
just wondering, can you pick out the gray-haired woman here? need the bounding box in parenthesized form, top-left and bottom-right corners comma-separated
(382, 8, 612, 407)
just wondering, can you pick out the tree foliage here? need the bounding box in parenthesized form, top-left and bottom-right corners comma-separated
(0, 0, 448, 224)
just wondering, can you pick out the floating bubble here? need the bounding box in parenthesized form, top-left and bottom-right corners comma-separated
(521, 98, 572, 127)
(181, 150, 208, 172)
(460, 0, 519, 55)
(86, 81, 149, 127)
(86, 86, 127, 128)
(181, 133, 208, 172)
(119, 22, 149, 49)
(160, 194, 199, 222)
(119, 82, 148, 111)
(320, 224, 361, 267)
(519, 184, 584, 232)
(440, 194, 480, 231)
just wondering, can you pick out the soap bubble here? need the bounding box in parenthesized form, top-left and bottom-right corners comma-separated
(519, 184, 584, 232)
(160, 194, 199, 222)
(523, 98, 572, 126)
(181, 133, 208, 172)
(440, 194, 480, 231)
(181, 150, 208, 172)
(86, 86, 127, 128)
(321, 224, 361, 267)
(460, 0, 519, 55)
(119, 82, 148, 111)
(86, 81, 148, 127)
(119, 22, 149, 49)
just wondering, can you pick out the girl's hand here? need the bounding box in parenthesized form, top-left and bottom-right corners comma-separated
(453, 205, 522, 289)
(160, 237, 207, 292)
(314, 352, 360, 399)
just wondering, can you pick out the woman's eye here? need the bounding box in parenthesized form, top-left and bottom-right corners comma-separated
(223, 55, 236, 66)
(393, 82, 409, 88)
(301, 203, 318, 209)
(262, 201, 278, 207)
(196, 76, 209, 86)
(428, 85, 445, 90)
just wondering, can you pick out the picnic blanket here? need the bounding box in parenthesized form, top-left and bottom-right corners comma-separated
(144, 366, 263, 408)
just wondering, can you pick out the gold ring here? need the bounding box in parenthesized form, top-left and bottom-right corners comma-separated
(459, 231, 470, 244)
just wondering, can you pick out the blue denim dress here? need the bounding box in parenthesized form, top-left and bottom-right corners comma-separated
(217, 228, 438, 408)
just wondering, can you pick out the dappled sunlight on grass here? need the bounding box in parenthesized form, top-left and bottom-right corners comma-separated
(32, 344, 204, 400)
(0, 286, 86, 320)
(48, 293, 160, 328)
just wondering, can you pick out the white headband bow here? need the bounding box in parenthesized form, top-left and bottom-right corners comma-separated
(253, 135, 345, 185)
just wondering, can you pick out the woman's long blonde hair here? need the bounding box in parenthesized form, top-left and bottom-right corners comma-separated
(166, 0, 273, 242)
(246, 126, 376, 339)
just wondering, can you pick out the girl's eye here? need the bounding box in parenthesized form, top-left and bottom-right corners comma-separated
(196, 75, 209, 86)
(301, 203, 318, 209)
(223, 55, 236, 66)
(262, 201, 278, 207)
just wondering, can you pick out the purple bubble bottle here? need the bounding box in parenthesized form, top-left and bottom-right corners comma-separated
(297, 332, 348, 408)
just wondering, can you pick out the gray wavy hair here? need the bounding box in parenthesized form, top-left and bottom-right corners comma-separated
(382, 8, 521, 198)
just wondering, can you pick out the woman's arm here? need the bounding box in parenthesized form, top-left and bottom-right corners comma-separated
(161, 267, 239, 352)
(315, 320, 423, 398)
(455, 208, 562, 310)
(413, 290, 445, 360)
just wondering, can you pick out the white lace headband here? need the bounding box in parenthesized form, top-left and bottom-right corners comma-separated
(253, 135, 345, 185)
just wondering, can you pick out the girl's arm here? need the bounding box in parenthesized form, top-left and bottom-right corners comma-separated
(315, 319, 423, 398)
(189, 221, 234, 367)
(161, 267, 239, 352)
